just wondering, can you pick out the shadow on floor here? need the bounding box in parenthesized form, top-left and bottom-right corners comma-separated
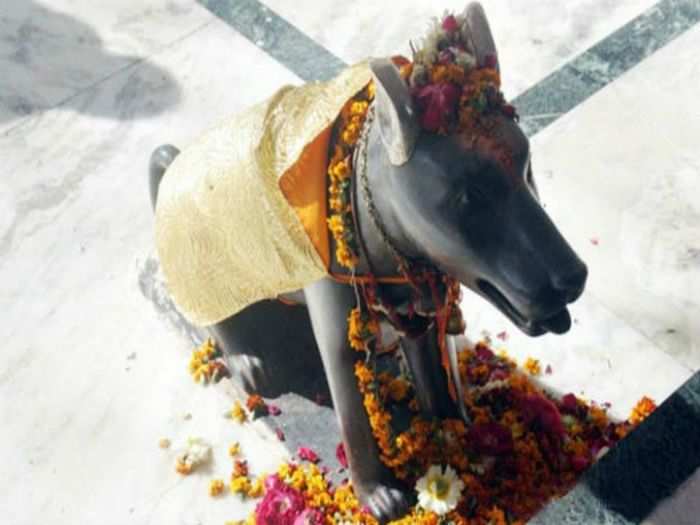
(137, 256, 332, 406)
(0, 1, 181, 124)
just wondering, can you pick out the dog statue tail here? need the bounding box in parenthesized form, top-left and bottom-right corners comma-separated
(149, 144, 180, 211)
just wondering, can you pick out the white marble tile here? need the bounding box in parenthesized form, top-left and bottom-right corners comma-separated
(261, 0, 658, 99)
(0, 0, 213, 131)
(526, 22, 700, 371)
(0, 15, 300, 525)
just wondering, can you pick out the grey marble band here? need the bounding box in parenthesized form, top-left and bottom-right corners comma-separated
(198, 0, 346, 82)
(199, 0, 700, 137)
(515, 0, 700, 136)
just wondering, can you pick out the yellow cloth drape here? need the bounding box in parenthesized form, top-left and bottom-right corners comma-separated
(155, 62, 372, 326)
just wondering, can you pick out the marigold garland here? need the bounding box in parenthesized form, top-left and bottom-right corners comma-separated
(327, 85, 375, 270)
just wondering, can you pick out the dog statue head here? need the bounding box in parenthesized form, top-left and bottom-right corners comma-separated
(365, 3, 587, 336)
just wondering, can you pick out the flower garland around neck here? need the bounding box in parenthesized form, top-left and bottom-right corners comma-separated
(326, 82, 375, 270)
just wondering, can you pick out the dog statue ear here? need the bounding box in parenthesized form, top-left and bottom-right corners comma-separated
(369, 58, 420, 166)
(464, 2, 499, 73)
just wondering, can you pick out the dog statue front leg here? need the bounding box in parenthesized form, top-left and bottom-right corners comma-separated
(304, 278, 409, 522)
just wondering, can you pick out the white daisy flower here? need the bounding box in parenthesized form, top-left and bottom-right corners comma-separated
(176, 437, 211, 473)
(415, 464, 465, 515)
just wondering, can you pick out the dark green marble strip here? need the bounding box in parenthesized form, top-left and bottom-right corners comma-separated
(532, 371, 700, 524)
(197, 0, 345, 82)
(515, 0, 700, 136)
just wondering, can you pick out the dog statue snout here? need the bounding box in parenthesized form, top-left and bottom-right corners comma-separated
(551, 261, 588, 304)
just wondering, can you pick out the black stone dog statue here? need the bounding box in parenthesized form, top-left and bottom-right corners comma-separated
(148, 4, 587, 520)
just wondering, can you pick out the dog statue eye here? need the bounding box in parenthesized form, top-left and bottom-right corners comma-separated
(456, 190, 470, 208)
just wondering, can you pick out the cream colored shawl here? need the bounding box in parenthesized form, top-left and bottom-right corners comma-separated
(155, 62, 371, 326)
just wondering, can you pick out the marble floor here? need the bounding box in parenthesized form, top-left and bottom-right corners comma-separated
(1, 1, 699, 524)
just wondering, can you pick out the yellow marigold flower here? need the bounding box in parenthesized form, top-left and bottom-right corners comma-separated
(341, 126, 360, 145)
(230, 401, 247, 423)
(350, 100, 369, 116)
(367, 82, 376, 99)
(331, 158, 351, 180)
(230, 475, 251, 495)
(329, 196, 346, 213)
(228, 442, 241, 457)
(327, 215, 345, 236)
(523, 357, 541, 376)
(278, 462, 294, 480)
(290, 469, 306, 490)
(247, 476, 264, 498)
(208, 479, 225, 497)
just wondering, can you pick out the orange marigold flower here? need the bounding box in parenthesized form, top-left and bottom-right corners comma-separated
(246, 394, 265, 412)
(388, 378, 410, 402)
(629, 396, 657, 425)
(233, 459, 249, 477)
(175, 460, 192, 475)
(331, 158, 351, 180)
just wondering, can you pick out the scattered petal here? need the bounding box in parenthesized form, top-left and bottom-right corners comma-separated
(335, 443, 348, 469)
(297, 446, 320, 463)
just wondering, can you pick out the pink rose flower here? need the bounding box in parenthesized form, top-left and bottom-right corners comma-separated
(297, 446, 320, 463)
(468, 422, 514, 455)
(336, 442, 348, 469)
(256, 475, 306, 525)
(442, 14, 459, 32)
(293, 508, 325, 525)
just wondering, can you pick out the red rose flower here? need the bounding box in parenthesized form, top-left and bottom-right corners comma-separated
(560, 393, 579, 414)
(571, 455, 590, 472)
(468, 422, 514, 455)
(475, 344, 495, 361)
(413, 82, 461, 132)
(519, 394, 565, 437)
